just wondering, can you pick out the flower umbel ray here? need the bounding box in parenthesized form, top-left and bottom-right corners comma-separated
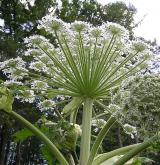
(37, 21, 150, 98)
(2, 19, 151, 100)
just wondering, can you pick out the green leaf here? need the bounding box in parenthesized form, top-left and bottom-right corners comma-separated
(0, 87, 14, 113)
(13, 128, 33, 142)
(13, 124, 49, 143)
(41, 146, 54, 165)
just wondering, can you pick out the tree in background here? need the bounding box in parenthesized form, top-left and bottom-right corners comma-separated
(0, 0, 137, 60)
(0, 0, 55, 60)
(57, 0, 136, 37)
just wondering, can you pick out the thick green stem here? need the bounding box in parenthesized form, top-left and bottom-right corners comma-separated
(113, 133, 160, 165)
(93, 143, 140, 165)
(87, 116, 116, 165)
(80, 98, 93, 165)
(10, 111, 69, 165)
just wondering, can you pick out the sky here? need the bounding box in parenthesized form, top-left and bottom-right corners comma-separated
(97, 0, 160, 44)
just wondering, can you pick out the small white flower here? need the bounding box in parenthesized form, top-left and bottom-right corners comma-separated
(104, 22, 129, 39)
(31, 80, 48, 90)
(25, 49, 40, 56)
(38, 99, 55, 111)
(90, 27, 102, 38)
(3, 80, 23, 86)
(1, 57, 26, 69)
(3, 68, 28, 80)
(57, 95, 65, 101)
(70, 123, 82, 136)
(24, 35, 49, 47)
(92, 119, 106, 127)
(92, 119, 107, 132)
(29, 61, 48, 72)
(123, 124, 137, 139)
(131, 40, 148, 53)
(38, 17, 65, 33)
(108, 104, 121, 114)
(71, 21, 90, 33)
(16, 90, 35, 103)
(0, 62, 7, 70)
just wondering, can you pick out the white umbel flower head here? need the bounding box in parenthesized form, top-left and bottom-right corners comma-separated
(38, 16, 65, 33)
(123, 124, 137, 139)
(31, 80, 48, 90)
(16, 90, 35, 103)
(38, 99, 55, 111)
(29, 61, 48, 72)
(4, 80, 23, 86)
(105, 22, 129, 38)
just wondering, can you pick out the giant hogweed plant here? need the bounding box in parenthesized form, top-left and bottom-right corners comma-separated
(0, 14, 159, 165)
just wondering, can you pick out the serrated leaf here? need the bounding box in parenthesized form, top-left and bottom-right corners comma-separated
(41, 146, 54, 165)
(13, 128, 33, 142)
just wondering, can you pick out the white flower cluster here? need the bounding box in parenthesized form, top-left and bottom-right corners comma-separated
(70, 123, 82, 136)
(15, 90, 35, 103)
(112, 75, 160, 138)
(103, 22, 129, 39)
(38, 16, 67, 34)
(3, 80, 23, 86)
(31, 80, 48, 90)
(92, 119, 107, 132)
(0, 57, 25, 69)
(24, 35, 50, 46)
(0, 14, 152, 111)
(123, 124, 137, 139)
(38, 99, 55, 111)
(107, 104, 121, 116)
(0, 57, 28, 80)
(29, 61, 48, 72)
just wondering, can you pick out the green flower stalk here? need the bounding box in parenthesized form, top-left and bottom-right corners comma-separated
(0, 13, 154, 164)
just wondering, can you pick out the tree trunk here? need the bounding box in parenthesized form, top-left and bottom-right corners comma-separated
(4, 140, 11, 165)
(0, 124, 9, 165)
(15, 143, 21, 165)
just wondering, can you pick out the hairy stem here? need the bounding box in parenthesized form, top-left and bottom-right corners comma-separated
(80, 98, 93, 165)
(10, 111, 69, 165)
